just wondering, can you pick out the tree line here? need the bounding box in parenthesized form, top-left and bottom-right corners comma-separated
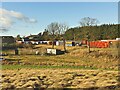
(64, 24, 119, 41)
(17, 17, 120, 41)
(40, 17, 119, 41)
(40, 25, 119, 41)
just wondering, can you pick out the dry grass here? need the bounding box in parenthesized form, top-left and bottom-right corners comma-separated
(1, 45, 119, 89)
(2, 45, 119, 70)
(1, 69, 119, 89)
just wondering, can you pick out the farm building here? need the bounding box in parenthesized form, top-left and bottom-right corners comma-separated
(56, 41, 64, 46)
(22, 35, 41, 44)
(66, 41, 75, 46)
(55, 41, 76, 46)
(0, 36, 16, 50)
(25, 35, 40, 41)
(49, 41, 75, 46)
(1, 36, 15, 44)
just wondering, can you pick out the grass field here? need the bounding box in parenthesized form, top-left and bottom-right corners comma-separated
(1, 45, 119, 89)
(1, 44, 119, 70)
(1, 69, 119, 89)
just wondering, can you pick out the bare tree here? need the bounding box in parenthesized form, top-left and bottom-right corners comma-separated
(58, 23, 68, 35)
(59, 23, 69, 52)
(47, 22, 59, 49)
(80, 17, 99, 27)
(80, 17, 99, 53)
(47, 22, 68, 51)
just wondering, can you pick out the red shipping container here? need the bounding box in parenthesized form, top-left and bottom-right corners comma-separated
(88, 41, 109, 48)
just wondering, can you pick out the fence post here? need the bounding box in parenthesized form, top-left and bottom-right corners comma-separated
(15, 48, 19, 55)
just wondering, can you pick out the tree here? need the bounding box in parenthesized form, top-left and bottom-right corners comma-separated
(80, 17, 99, 27)
(65, 24, 118, 41)
(16, 35, 22, 40)
(47, 22, 59, 48)
(80, 17, 99, 53)
(42, 29, 50, 40)
(47, 22, 69, 51)
(38, 32, 42, 36)
(86, 32, 91, 53)
(58, 23, 68, 35)
(59, 23, 69, 51)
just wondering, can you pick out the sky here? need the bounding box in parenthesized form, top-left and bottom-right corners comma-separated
(1, 0, 120, 2)
(0, 2, 118, 37)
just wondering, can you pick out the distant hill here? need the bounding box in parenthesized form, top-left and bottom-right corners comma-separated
(20, 24, 120, 41)
(64, 24, 120, 41)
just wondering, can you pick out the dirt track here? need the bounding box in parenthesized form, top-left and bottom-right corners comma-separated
(0, 69, 119, 89)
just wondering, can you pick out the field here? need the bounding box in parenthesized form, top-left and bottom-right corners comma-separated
(1, 69, 119, 89)
(1, 45, 120, 89)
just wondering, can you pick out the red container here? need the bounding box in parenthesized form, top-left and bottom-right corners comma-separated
(88, 41, 109, 48)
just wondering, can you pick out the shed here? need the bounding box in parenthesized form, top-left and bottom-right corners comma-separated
(66, 41, 75, 46)
(47, 48, 64, 55)
(56, 41, 64, 46)
(1, 36, 15, 44)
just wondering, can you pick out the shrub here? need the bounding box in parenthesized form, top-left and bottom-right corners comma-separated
(23, 44, 34, 49)
(110, 41, 119, 48)
(110, 41, 120, 58)
(16, 43, 24, 48)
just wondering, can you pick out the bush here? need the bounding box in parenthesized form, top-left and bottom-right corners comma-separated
(110, 41, 119, 48)
(16, 43, 24, 48)
(109, 41, 120, 58)
(23, 44, 34, 49)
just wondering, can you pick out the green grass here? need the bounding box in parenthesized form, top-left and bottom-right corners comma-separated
(2, 65, 117, 71)
(2, 65, 98, 70)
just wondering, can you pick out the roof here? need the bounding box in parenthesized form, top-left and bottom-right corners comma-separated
(25, 35, 39, 38)
(23, 35, 40, 41)
(0, 36, 14, 38)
